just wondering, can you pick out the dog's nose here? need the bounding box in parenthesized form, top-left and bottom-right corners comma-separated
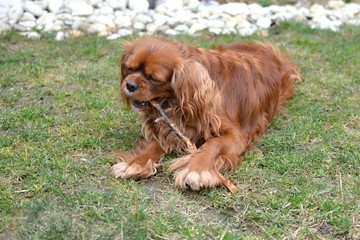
(126, 80, 139, 92)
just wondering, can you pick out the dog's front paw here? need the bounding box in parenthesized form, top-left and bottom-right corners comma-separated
(112, 160, 159, 179)
(174, 168, 221, 190)
(170, 155, 222, 190)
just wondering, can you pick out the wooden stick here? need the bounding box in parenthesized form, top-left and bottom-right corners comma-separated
(149, 100, 237, 193)
(150, 100, 196, 151)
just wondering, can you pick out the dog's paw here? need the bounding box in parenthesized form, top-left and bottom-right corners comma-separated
(112, 160, 159, 179)
(173, 168, 221, 190)
(170, 155, 221, 190)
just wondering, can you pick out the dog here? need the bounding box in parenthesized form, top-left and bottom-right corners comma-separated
(112, 37, 300, 190)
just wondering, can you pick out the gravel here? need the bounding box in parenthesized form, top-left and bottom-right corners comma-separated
(0, 0, 359, 40)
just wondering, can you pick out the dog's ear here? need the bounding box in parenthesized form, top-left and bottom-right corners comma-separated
(172, 60, 217, 109)
(171, 60, 221, 138)
(119, 41, 133, 107)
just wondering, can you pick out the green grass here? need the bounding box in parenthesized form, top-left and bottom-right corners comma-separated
(1, 22, 359, 239)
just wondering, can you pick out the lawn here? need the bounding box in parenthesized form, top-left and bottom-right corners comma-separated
(0, 22, 359, 239)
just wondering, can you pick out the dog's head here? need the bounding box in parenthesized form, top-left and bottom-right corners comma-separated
(119, 37, 220, 114)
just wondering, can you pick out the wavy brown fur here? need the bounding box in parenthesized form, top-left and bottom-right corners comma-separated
(112, 37, 300, 190)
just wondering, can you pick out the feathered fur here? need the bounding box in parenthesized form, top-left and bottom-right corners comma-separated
(112, 37, 300, 190)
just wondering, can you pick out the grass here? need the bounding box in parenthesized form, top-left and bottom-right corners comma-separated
(0, 22, 359, 239)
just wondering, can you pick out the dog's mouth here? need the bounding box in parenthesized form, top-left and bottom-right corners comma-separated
(130, 99, 151, 110)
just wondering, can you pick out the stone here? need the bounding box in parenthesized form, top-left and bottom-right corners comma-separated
(134, 13, 152, 24)
(237, 20, 257, 36)
(98, 6, 114, 15)
(106, 33, 120, 40)
(66, 2, 93, 16)
(188, 22, 207, 35)
(219, 3, 250, 16)
(156, 0, 183, 12)
(256, 17, 272, 29)
(146, 23, 157, 33)
(328, 0, 345, 9)
(114, 14, 132, 28)
(207, 19, 225, 28)
(133, 21, 145, 30)
(88, 15, 115, 27)
(208, 27, 222, 35)
(153, 13, 169, 26)
(8, 3, 23, 24)
(0, 22, 11, 31)
(23, 1, 43, 17)
(26, 31, 41, 40)
(164, 28, 177, 35)
(118, 28, 133, 36)
(106, 0, 127, 10)
(48, 0, 63, 13)
(174, 24, 189, 32)
(128, 0, 149, 12)
(55, 31, 65, 41)
(36, 12, 55, 27)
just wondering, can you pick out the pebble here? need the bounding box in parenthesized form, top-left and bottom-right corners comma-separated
(0, 0, 358, 40)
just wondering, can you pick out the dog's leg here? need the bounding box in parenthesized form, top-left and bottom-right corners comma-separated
(169, 129, 248, 190)
(112, 140, 165, 179)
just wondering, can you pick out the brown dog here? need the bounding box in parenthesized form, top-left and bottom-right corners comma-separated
(112, 37, 300, 190)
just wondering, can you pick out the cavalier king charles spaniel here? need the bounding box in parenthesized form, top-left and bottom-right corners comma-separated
(112, 37, 300, 190)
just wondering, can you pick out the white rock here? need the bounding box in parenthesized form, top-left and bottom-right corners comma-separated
(268, 5, 282, 14)
(26, 31, 41, 40)
(55, 31, 65, 41)
(8, 3, 23, 24)
(153, 13, 169, 26)
(98, 6, 114, 15)
(118, 28, 133, 36)
(35, 0, 48, 10)
(106, 33, 120, 40)
(88, 23, 107, 33)
(128, 0, 149, 12)
(0, 6, 8, 20)
(24, 1, 43, 17)
(207, 19, 225, 28)
(208, 27, 222, 35)
(71, 17, 86, 29)
(88, 0, 103, 8)
(114, 14, 132, 28)
(146, 23, 157, 33)
(88, 15, 115, 27)
(219, 3, 250, 16)
(328, 0, 345, 9)
(343, 3, 360, 15)
(256, 17, 272, 29)
(134, 13, 152, 24)
(237, 20, 257, 36)
(156, 0, 183, 12)
(20, 12, 36, 22)
(311, 15, 341, 31)
(106, 0, 127, 10)
(133, 22, 145, 30)
(67, 2, 93, 16)
(188, 22, 207, 35)
(165, 28, 177, 35)
(174, 24, 189, 32)
(37, 12, 55, 26)
(0, 22, 11, 31)
(48, 0, 63, 13)
(226, 19, 238, 29)
(18, 20, 36, 29)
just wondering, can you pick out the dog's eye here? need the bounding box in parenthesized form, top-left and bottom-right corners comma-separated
(147, 74, 155, 81)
